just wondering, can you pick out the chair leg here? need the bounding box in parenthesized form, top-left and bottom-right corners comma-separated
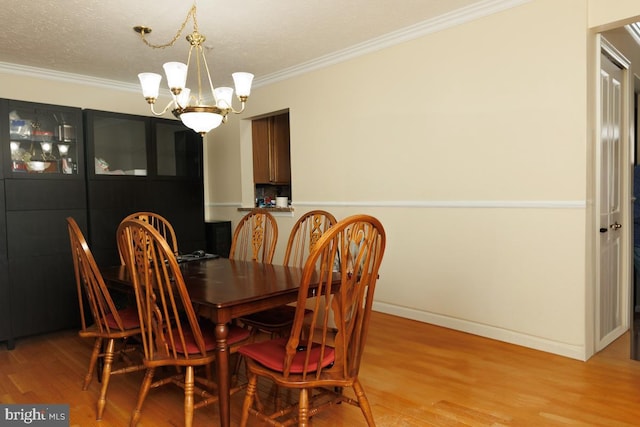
(184, 366, 194, 427)
(96, 338, 115, 420)
(83, 338, 102, 390)
(240, 371, 259, 427)
(232, 353, 243, 387)
(352, 380, 376, 427)
(130, 368, 155, 427)
(298, 388, 310, 427)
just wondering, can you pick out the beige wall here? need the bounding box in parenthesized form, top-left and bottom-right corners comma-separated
(589, 0, 640, 30)
(206, 0, 592, 360)
(4, 0, 640, 360)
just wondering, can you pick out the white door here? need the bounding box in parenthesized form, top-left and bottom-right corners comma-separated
(596, 41, 630, 351)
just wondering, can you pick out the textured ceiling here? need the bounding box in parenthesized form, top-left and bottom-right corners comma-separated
(0, 0, 489, 88)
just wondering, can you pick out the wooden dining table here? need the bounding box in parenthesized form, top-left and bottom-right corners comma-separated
(101, 257, 318, 427)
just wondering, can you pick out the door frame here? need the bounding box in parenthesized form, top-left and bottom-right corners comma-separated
(593, 35, 633, 354)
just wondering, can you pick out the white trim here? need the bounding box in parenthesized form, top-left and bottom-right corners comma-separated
(207, 200, 585, 209)
(0, 0, 531, 92)
(253, 0, 531, 87)
(624, 23, 640, 47)
(290, 200, 585, 209)
(373, 301, 586, 361)
(0, 61, 140, 93)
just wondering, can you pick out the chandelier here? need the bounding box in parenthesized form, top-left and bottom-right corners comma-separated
(134, 4, 253, 136)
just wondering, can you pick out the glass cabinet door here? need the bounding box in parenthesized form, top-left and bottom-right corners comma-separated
(86, 111, 148, 176)
(7, 101, 82, 177)
(155, 120, 202, 178)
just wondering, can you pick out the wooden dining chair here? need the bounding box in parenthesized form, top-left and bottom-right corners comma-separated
(238, 210, 337, 338)
(117, 218, 251, 427)
(238, 214, 386, 427)
(66, 217, 145, 421)
(120, 211, 179, 259)
(229, 209, 278, 263)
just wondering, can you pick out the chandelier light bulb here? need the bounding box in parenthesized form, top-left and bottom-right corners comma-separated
(40, 142, 52, 154)
(57, 143, 70, 156)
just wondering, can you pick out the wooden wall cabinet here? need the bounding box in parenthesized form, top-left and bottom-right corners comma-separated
(252, 113, 291, 184)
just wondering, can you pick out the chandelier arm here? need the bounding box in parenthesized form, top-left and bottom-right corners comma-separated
(186, 45, 196, 101)
(148, 99, 177, 116)
(200, 46, 218, 106)
(229, 101, 247, 115)
(195, 45, 205, 105)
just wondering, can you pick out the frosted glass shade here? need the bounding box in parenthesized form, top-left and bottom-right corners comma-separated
(180, 111, 223, 134)
(163, 62, 188, 92)
(214, 87, 234, 108)
(138, 72, 162, 99)
(176, 87, 191, 108)
(232, 72, 254, 97)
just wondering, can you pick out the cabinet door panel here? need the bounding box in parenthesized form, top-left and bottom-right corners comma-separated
(251, 114, 291, 185)
(5, 100, 84, 179)
(272, 114, 291, 183)
(9, 255, 79, 338)
(87, 179, 152, 210)
(5, 179, 86, 211)
(0, 181, 5, 260)
(155, 122, 202, 177)
(0, 258, 11, 344)
(148, 181, 205, 253)
(85, 110, 149, 177)
(6, 209, 86, 258)
(252, 118, 271, 183)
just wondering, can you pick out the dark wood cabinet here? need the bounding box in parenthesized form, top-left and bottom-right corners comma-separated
(205, 220, 232, 258)
(1, 99, 86, 348)
(0, 180, 11, 348)
(0, 102, 206, 349)
(84, 110, 206, 267)
(252, 113, 291, 184)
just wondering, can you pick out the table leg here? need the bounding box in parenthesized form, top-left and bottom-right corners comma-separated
(215, 322, 230, 427)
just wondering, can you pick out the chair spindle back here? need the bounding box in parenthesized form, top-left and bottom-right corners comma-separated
(229, 209, 278, 263)
(117, 218, 207, 362)
(67, 217, 127, 334)
(284, 210, 337, 268)
(285, 214, 386, 380)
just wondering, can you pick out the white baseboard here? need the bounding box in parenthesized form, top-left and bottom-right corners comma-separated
(372, 301, 587, 361)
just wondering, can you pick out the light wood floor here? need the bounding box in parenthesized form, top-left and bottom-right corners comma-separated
(1, 311, 640, 426)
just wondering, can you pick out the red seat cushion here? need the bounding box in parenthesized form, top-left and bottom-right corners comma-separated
(105, 306, 140, 330)
(172, 323, 250, 355)
(238, 337, 335, 374)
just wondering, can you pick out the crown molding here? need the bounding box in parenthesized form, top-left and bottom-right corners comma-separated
(0, 61, 140, 92)
(0, 0, 530, 91)
(253, 0, 531, 87)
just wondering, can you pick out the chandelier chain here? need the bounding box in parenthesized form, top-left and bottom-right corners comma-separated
(139, 5, 198, 49)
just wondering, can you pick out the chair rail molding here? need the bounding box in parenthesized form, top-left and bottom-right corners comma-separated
(291, 200, 586, 209)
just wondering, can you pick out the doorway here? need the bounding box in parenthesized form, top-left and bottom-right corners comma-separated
(595, 37, 632, 353)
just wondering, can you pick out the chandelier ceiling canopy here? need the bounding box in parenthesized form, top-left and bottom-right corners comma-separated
(134, 3, 253, 136)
